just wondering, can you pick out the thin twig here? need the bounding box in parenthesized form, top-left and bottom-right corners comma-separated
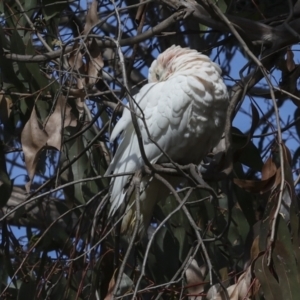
(112, 170, 142, 298)
(133, 188, 194, 297)
(205, 0, 286, 267)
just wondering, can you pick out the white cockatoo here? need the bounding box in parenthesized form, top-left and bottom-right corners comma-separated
(105, 45, 228, 236)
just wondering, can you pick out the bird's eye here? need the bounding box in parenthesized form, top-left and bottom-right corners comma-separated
(156, 73, 160, 81)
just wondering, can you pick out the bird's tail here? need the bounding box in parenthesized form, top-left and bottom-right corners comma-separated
(120, 175, 182, 237)
(105, 130, 141, 217)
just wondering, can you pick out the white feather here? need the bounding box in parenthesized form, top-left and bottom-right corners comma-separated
(105, 45, 228, 236)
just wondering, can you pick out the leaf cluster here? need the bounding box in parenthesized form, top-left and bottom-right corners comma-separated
(0, 0, 300, 299)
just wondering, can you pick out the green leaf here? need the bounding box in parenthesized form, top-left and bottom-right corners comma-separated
(25, 40, 52, 93)
(81, 122, 109, 192)
(259, 194, 277, 251)
(10, 30, 52, 94)
(17, 0, 38, 28)
(0, 169, 12, 208)
(0, 58, 26, 91)
(232, 127, 263, 171)
(233, 163, 256, 226)
(42, 0, 67, 21)
(290, 205, 300, 281)
(292, 146, 300, 168)
(17, 274, 36, 300)
(273, 216, 300, 298)
(35, 99, 51, 122)
(10, 30, 27, 77)
(199, 23, 208, 38)
(0, 142, 12, 207)
(254, 255, 283, 299)
(10, 30, 25, 54)
(217, 0, 227, 13)
(150, 227, 180, 282)
(0, 27, 26, 91)
(0, 251, 8, 293)
(294, 108, 300, 139)
(24, 0, 37, 20)
(47, 273, 78, 300)
(115, 273, 133, 297)
(173, 227, 189, 262)
(273, 252, 295, 300)
(63, 126, 88, 205)
(229, 204, 249, 254)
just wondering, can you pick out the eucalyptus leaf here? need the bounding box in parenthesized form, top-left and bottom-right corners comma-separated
(17, 274, 36, 300)
(42, 0, 67, 21)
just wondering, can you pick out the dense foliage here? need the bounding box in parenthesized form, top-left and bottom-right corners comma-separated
(1, 0, 300, 299)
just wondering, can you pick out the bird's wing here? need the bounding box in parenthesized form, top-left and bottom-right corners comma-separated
(108, 83, 158, 143)
(106, 76, 193, 216)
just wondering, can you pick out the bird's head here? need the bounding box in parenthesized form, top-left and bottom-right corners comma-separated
(148, 45, 204, 83)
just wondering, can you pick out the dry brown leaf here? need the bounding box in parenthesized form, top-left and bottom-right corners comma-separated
(68, 42, 86, 118)
(261, 156, 277, 181)
(227, 285, 239, 300)
(68, 41, 85, 91)
(69, 39, 103, 88)
(68, 3, 103, 121)
(185, 259, 206, 300)
(104, 273, 116, 300)
(251, 278, 261, 299)
(104, 271, 133, 300)
(250, 236, 260, 260)
(286, 47, 296, 72)
(21, 96, 77, 191)
(83, 0, 99, 35)
(68, 44, 83, 71)
(280, 144, 295, 219)
(206, 284, 227, 300)
(227, 267, 252, 300)
(207, 267, 252, 300)
(74, 98, 85, 120)
(233, 173, 277, 194)
(135, 1, 148, 24)
(0, 94, 12, 123)
(233, 156, 279, 194)
(282, 143, 292, 166)
(86, 38, 104, 86)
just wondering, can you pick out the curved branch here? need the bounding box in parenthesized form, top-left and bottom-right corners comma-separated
(3, 10, 185, 62)
(3, 1, 298, 63)
(1, 187, 78, 233)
